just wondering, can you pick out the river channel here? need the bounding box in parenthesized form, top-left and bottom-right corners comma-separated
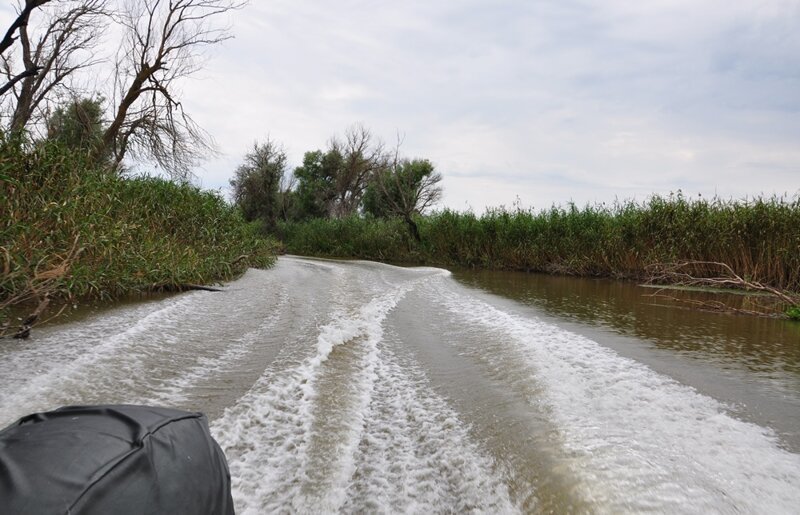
(1, 256, 799, 513)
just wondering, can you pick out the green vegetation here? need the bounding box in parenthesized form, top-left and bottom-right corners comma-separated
(280, 216, 411, 261)
(281, 194, 800, 293)
(1, 3, 279, 333)
(231, 127, 443, 245)
(363, 158, 442, 242)
(1, 136, 276, 326)
(787, 306, 800, 322)
(229, 139, 290, 233)
(227, 130, 798, 320)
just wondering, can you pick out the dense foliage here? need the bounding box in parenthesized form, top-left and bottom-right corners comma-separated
(45, 97, 106, 154)
(233, 127, 443, 234)
(1, 4, 278, 331)
(229, 140, 289, 232)
(282, 194, 800, 292)
(1, 136, 276, 319)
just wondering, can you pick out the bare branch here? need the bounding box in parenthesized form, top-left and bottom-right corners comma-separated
(3, 0, 111, 133)
(99, 0, 245, 179)
(645, 260, 800, 318)
(0, 65, 40, 96)
(0, 0, 52, 56)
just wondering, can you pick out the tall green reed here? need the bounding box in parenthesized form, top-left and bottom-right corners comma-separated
(281, 193, 800, 292)
(1, 137, 277, 316)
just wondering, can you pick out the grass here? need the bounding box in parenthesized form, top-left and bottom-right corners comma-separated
(1, 136, 277, 327)
(281, 193, 800, 293)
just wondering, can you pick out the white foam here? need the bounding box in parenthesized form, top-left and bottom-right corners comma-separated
(435, 282, 800, 514)
(211, 282, 416, 514)
(343, 345, 517, 513)
(210, 270, 510, 514)
(145, 286, 290, 405)
(0, 294, 199, 424)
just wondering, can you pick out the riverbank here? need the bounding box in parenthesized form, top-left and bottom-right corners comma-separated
(1, 139, 277, 334)
(280, 194, 800, 294)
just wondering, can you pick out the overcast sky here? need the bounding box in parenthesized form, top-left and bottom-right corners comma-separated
(6, 1, 800, 212)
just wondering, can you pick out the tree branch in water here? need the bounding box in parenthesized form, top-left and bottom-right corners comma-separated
(645, 261, 800, 319)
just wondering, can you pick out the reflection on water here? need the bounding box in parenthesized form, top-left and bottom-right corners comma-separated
(454, 270, 800, 376)
(453, 269, 800, 451)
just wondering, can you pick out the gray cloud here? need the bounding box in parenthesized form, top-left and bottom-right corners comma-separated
(4, 1, 798, 211)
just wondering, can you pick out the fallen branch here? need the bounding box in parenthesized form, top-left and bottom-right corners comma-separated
(13, 295, 50, 339)
(645, 290, 781, 318)
(645, 260, 800, 318)
(1, 236, 81, 339)
(181, 283, 223, 292)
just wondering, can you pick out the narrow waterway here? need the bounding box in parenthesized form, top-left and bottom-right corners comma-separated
(1, 257, 798, 513)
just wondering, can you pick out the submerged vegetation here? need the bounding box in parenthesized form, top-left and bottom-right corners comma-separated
(281, 194, 800, 298)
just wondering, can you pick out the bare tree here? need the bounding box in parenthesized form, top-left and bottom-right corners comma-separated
(328, 124, 387, 217)
(1, 0, 109, 133)
(98, 0, 244, 180)
(277, 167, 296, 222)
(0, 1, 51, 56)
(0, 0, 52, 99)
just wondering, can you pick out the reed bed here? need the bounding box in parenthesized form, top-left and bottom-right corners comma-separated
(1, 138, 277, 320)
(281, 194, 800, 292)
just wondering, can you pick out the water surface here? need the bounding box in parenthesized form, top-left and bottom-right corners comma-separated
(1, 257, 798, 513)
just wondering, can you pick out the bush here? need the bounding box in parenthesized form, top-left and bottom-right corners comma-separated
(1, 136, 276, 315)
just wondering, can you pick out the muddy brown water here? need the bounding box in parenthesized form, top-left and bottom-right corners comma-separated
(1, 257, 798, 513)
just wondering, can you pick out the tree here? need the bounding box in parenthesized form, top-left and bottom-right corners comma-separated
(230, 139, 287, 231)
(0, 0, 53, 90)
(98, 0, 244, 179)
(291, 124, 388, 219)
(276, 166, 296, 222)
(363, 158, 443, 241)
(328, 124, 386, 217)
(45, 95, 106, 152)
(292, 149, 341, 220)
(1, 0, 109, 133)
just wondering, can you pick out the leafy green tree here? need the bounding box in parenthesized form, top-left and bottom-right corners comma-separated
(292, 125, 387, 220)
(363, 158, 442, 241)
(292, 149, 341, 220)
(230, 139, 287, 231)
(46, 96, 106, 152)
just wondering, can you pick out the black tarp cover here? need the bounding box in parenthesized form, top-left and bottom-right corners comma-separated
(0, 405, 234, 514)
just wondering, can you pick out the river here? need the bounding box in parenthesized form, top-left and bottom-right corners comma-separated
(1, 256, 799, 514)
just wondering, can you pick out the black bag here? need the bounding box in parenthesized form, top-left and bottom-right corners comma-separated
(0, 405, 235, 514)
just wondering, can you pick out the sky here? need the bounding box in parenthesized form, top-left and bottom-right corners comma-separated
(5, 0, 800, 212)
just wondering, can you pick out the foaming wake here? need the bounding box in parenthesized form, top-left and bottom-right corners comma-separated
(145, 286, 289, 405)
(343, 345, 516, 513)
(433, 282, 800, 514)
(211, 283, 416, 514)
(211, 272, 513, 514)
(0, 294, 198, 426)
